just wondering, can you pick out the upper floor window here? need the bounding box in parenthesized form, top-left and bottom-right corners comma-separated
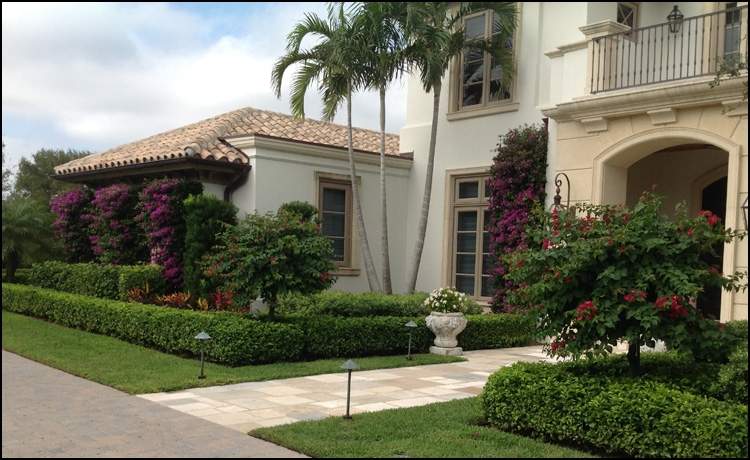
(456, 9, 515, 111)
(617, 2, 638, 29)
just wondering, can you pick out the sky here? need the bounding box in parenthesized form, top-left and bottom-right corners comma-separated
(1, 2, 407, 174)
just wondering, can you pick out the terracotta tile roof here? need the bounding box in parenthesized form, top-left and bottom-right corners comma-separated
(55, 107, 403, 175)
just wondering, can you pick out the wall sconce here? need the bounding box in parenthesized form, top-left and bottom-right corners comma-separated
(667, 5, 684, 34)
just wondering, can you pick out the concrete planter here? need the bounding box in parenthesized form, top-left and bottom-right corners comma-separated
(426, 311, 467, 356)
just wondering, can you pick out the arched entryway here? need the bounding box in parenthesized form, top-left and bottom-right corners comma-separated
(592, 127, 742, 321)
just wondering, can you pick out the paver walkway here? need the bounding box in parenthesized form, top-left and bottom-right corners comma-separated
(141, 345, 552, 433)
(1, 351, 305, 458)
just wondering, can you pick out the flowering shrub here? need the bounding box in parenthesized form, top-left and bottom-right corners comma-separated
(487, 124, 548, 312)
(50, 187, 95, 262)
(201, 203, 336, 316)
(155, 292, 192, 309)
(137, 178, 202, 290)
(86, 183, 145, 264)
(423, 287, 472, 313)
(506, 193, 747, 373)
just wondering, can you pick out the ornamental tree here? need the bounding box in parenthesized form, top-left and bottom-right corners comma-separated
(137, 178, 203, 290)
(506, 193, 747, 374)
(487, 124, 548, 312)
(50, 187, 95, 262)
(201, 204, 336, 316)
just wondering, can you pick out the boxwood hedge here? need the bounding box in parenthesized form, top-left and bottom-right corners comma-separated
(28, 261, 165, 301)
(482, 356, 748, 458)
(3, 283, 537, 365)
(3, 283, 303, 365)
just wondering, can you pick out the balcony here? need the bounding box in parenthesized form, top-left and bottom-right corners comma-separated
(589, 5, 747, 94)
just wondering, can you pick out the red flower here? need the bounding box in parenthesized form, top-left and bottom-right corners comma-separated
(624, 293, 636, 303)
(687, 228, 694, 237)
(542, 238, 552, 250)
(654, 296, 669, 310)
(708, 214, 720, 226)
(550, 339, 565, 353)
(576, 300, 597, 321)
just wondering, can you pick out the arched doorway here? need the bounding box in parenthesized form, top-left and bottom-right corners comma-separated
(592, 128, 742, 321)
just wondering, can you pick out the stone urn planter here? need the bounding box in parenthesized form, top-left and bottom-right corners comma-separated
(426, 311, 467, 356)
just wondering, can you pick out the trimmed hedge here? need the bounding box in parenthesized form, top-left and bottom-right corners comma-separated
(277, 291, 483, 317)
(482, 357, 748, 458)
(28, 261, 164, 301)
(3, 283, 303, 365)
(459, 314, 535, 350)
(2, 268, 31, 285)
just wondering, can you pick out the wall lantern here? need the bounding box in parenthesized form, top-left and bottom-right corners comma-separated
(667, 5, 684, 34)
(195, 331, 211, 379)
(341, 359, 359, 419)
(405, 321, 418, 360)
(742, 196, 748, 230)
(551, 172, 571, 212)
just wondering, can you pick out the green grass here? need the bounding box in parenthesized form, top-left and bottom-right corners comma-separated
(2, 311, 463, 394)
(251, 397, 594, 458)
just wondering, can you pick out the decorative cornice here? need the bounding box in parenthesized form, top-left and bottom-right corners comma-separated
(543, 76, 747, 122)
(579, 20, 630, 38)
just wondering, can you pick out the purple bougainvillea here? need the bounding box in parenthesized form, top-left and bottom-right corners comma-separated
(487, 124, 548, 312)
(137, 178, 202, 290)
(50, 187, 95, 262)
(86, 183, 146, 264)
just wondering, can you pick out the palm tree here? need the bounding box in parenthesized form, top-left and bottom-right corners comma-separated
(403, 2, 517, 293)
(272, 3, 383, 292)
(355, 2, 408, 294)
(2, 197, 54, 280)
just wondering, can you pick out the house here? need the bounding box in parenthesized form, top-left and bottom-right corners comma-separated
(55, 2, 748, 322)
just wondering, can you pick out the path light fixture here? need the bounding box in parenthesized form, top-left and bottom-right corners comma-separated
(742, 196, 748, 230)
(405, 321, 418, 360)
(667, 5, 684, 34)
(195, 331, 211, 379)
(341, 359, 359, 419)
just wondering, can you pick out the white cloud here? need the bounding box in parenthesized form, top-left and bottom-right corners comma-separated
(2, 2, 407, 163)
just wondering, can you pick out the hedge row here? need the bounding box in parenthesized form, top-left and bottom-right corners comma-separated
(28, 261, 165, 301)
(2, 268, 31, 285)
(3, 283, 301, 365)
(277, 290, 484, 317)
(2, 284, 535, 365)
(482, 356, 748, 458)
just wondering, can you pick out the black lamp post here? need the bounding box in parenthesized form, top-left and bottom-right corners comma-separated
(195, 331, 211, 379)
(667, 5, 684, 34)
(742, 196, 748, 230)
(341, 359, 359, 419)
(405, 321, 418, 360)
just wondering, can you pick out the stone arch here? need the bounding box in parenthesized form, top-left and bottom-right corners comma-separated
(591, 126, 742, 321)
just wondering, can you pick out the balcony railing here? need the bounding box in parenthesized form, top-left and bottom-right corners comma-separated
(590, 5, 747, 94)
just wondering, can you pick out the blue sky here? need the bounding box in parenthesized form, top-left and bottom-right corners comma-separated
(1, 2, 406, 173)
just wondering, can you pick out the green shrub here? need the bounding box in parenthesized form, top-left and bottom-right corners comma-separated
(182, 194, 237, 296)
(277, 291, 483, 317)
(3, 283, 304, 365)
(482, 359, 748, 458)
(2, 268, 31, 284)
(714, 346, 748, 404)
(459, 314, 535, 350)
(278, 201, 319, 222)
(28, 261, 166, 301)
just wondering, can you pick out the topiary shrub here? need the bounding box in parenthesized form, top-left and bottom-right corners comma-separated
(202, 204, 336, 316)
(182, 194, 237, 296)
(50, 187, 95, 262)
(487, 124, 548, 312)
(278, 200, 319, 222)
(482, 359, 748, 458)
(506, 193, 747, 373)
(138, 178, 203, 290)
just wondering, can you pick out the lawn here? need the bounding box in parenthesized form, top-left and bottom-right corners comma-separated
(2, 311, 462, 394)
(251, 397, 593, 458)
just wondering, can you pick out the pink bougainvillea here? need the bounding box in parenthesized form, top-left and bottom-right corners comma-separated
(487, 124, 548, 312)
(50, 187, 95, 262)
(86, 183, 145, 264)
(137, 178, 202, 290)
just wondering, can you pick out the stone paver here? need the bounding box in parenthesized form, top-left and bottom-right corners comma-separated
(141, 346, 552, 432)
(1, 351, 305, 458)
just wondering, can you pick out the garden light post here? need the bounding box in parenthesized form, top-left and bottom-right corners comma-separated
(195, 331, 211, 379)
(405, 321, 418, 360)
(341, 359, 359, 419)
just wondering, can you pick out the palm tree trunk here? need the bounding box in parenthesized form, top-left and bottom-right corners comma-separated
(346, 82, 382, 292)
(379, 85, 392, 294)
(406, 80, 441, 293)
